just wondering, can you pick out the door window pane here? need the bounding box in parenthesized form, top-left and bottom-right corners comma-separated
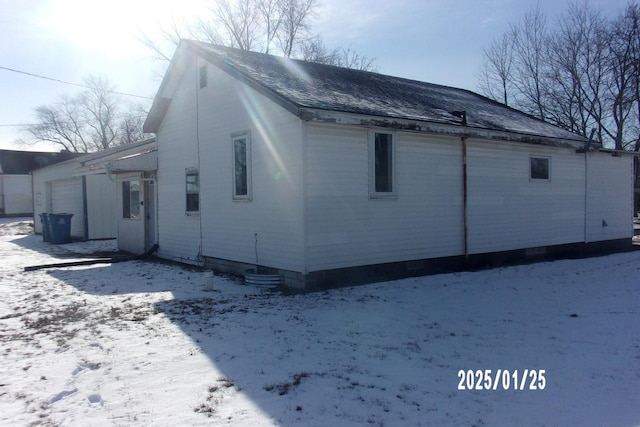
(122, 180, 141, 220)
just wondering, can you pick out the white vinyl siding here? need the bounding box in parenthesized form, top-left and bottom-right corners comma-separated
(156, 55, 305, 270)
(85, 174, 116, 239)
(155, 54, 202, 264)
(305, 125, 464, 272)
(0, 175, 32, 215)
(585, 152, 633, 242)
(466, 141, 585, 254)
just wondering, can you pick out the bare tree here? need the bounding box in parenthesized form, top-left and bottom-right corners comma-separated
(510, 4, 550, 120)
(24, 76, 149, 153)
(338, 46, 378, 72)
(212, 0, 262, 51)
(277, 0, 317, 57)
(118, 102, 150, 146)
(258, 0, 285, 53)
(477, 33, 515, 105)
(299, 35, 342, 64)
(139, 0, 376, 71)
(139, 17, 190, 62)
(608, 3, 640, 151)
(299, 36, 377, 71)
(27, 96, 90, 153)
(476, 1, 640, 151)
(81, 76, 119, 150)
(546, 3, 610, 139)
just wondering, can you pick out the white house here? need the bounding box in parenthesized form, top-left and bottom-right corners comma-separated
(31, 139, 157, 252)
(143, 40, 634, 289)
(0, 149, 78, 217)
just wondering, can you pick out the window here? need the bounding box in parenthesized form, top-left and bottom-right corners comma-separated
(186, 169, 199, 213)
(232, 132, 252, 200)
(370, 131, 396, 197)
(199, 65, 207, 88)
(530, 156, 550, 180)
(122, 180, 141, 220)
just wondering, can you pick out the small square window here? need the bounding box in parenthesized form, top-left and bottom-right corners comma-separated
(530, 156, 550, 180)
(186, 169, 199, 212)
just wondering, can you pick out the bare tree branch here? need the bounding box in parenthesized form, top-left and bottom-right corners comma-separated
(277, 0, 317, 57)
(23, 75, 150, 153)
(477, 33, 515, 105)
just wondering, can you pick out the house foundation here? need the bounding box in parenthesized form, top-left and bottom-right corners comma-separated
(203, 238, 635, 291)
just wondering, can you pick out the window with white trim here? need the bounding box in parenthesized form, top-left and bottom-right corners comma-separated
(232, 131, 252, 200)
(186, 169, 199, 213)
(530, 156, 550, 180)
(369, 131, 396, 197)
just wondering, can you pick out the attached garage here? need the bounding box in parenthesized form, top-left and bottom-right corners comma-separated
(50, 178, 85, 239)
(31, 139, 157, 249)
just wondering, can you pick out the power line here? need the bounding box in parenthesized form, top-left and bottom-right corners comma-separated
(0, 65, 154, 100)
(0, 114, 149, 128)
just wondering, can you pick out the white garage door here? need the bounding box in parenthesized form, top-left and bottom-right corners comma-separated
(51, 178, 85, 239)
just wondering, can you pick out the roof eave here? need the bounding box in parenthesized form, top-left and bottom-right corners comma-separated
(299, 108, 587, 149)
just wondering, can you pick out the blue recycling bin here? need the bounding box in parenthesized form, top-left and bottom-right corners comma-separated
(39, 213, 51, 242)
(48, 213, 73, 244)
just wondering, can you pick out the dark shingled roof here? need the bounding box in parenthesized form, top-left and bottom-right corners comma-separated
(0, 149, 81, 175)
(148, 40, 587, 145)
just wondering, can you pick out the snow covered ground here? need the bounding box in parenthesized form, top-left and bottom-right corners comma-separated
(1, 217, 639, 426)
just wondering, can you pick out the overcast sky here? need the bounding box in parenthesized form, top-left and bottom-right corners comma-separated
(0, 0, 630, 151)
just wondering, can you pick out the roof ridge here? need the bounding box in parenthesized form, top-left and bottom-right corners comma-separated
(145, 39, 587, 145)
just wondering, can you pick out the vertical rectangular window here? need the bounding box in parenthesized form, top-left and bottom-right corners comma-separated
(199, 64, 207, 88)
(530, 156, 550, 180)
(186, 169, 199, 213)
(122, 180, 141, 220)
(370, 131, 395, 197)
(232, 132, 252, 200)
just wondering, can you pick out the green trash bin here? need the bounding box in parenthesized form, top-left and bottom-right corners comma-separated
(49, 213, 73, 244)
(39, 213, 51, 242)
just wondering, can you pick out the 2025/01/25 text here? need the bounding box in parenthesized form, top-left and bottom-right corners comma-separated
(457, 369, 546, 391)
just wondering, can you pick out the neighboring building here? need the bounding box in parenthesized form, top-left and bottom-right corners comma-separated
(0, 149, 78, 217)
(31, 139, 157, 250)
(143, 40, 635, 289)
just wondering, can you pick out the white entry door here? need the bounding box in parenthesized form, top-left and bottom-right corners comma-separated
(117, 175, 145, 254)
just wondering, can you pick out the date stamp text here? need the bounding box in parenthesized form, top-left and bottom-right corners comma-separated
(457, 369, 546, 391)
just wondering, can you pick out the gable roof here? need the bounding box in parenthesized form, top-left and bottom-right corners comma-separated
(0, 149, 81, 175)
(145, 39, 588, 147)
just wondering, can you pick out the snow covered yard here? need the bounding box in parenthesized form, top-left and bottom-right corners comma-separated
(1, 218, 639, 426)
